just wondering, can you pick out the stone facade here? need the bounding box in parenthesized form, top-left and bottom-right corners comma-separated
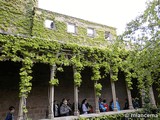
(0, 0, 159, 120)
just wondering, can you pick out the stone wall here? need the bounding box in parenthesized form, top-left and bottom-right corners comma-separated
(0, 0, 37, 36)
(0, 62, 20, 120)
(32, 8, 116, 48)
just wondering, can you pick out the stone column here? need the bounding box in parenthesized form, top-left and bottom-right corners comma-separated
(141, 89, 145, 108)
(17, 96, 24, 120)
(110, 81, 118, 111)
(149, 86, 157, 108)
(94, 81, 100, 113)
(18, 96, 27, 120)
(110, 71, 118, 111)
(48, 65, 57, 119)
(126, 84, 134, 109)
(74, 85, 79, 115)
(73, 66, 79, 116)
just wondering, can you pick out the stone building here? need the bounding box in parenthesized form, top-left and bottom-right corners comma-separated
(0, 0, 159, 120)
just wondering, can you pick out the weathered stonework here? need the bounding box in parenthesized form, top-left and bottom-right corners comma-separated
(0, 0, 159, 120)
(32, 8, 116, 48)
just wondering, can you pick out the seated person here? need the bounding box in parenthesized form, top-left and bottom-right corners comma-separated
(103, 99, 109, 112)
(132, 97, 140, 109)
(109, 100, 113, 111)
(123, 98, 129, 110)
(81, 99, 89, 114)
(54, 100, 60, 117)
(99, 98, 107, 112)
(111, 98, 120, 111)
(60, 98, 72, 116)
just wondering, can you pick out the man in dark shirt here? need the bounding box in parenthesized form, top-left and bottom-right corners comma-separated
(5, 106, 15, 120)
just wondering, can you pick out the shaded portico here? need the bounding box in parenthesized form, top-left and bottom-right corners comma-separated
(0, 61, 158, 120)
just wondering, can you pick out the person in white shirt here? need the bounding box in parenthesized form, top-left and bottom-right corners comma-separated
(81, 99, 89, 114)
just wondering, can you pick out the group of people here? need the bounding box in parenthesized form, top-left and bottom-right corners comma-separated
(99, 98, 121, 112)
(124, 97, 140, 110)
(99, 97, 140, 112)
(53, 98, 72, 117)
(52, 98, 94, 117)
(4, 97, 140, 119)
(53, 97, 139, 117)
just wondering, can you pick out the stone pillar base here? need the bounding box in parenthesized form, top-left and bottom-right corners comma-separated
(152, 104, 157, 108)
(95, 109, 100, 114)
(17, 116, 23, 120)
(129, 105, 134, 110)
(48, 115, 54, 119)
(74, 111, 79, 116)
(113, 108, 118, 111)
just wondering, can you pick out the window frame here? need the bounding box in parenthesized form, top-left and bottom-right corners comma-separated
(105, 31, 112, 40)
(87, 27, 95, 37)
(67, 23, 77, 34)
(44, 19, 56, 30)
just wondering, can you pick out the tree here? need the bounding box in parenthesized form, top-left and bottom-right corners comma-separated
(122, 0, 160, 107)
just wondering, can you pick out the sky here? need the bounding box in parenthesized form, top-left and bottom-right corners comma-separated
(38, 0, 147, 35)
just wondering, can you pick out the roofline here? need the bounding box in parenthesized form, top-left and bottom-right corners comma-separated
(34, 7, 117, 30)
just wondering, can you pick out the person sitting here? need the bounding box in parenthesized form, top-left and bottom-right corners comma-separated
(99, 98, 107, 112)
(123, 98, 129, 110)
(111, 98, 121, 111)
(132, 97, 140, 109)
(103, 99, 109, 112)
(60, 98, 72, 116)
(88, 104, 94, 113)
(54, 100, 60, 117)
(109, 99, 113, 111)
(81, 99, 89, 114)
(5, 106, 15, 120)
(67, 99, 72, 115)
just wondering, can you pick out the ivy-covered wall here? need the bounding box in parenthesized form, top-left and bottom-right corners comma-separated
(0, 0, 37, 36)
(0, 0, 116, 47)
(32, 8, 117, 47)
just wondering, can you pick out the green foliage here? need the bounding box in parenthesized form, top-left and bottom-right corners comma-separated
(94, 83, 102, 97)
(0, 0, 160, 117)
(23, 105, 28, 114)
(32, 8, 117, 48)
(49, 79, 59, 86)
(57, 67, 64, 72)
(19, 57, 33, 97)
(91, 65, 101, 81)
(0, 0, 36, 35)
(122, 0, 160, 110)
(74, 71, 82, 87)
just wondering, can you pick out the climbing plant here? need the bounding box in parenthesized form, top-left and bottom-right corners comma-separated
(0, 0, 160, 118)
(121, 0, 160, 111)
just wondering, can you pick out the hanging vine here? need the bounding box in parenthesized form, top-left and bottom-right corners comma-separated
(19, 57, 33, 98)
